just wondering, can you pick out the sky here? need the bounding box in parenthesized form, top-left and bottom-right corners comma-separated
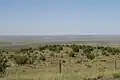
(0, 0, 120, 35)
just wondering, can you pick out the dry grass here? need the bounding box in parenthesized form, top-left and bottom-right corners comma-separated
(0, 54, 120, 80)
(0, 44, 120, 80)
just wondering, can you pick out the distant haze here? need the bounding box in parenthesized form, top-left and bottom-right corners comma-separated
(0, 35, 120, 42)
(0, 35, 120, 49)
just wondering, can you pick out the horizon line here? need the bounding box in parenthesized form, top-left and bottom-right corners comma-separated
(0, 34, 120, 36)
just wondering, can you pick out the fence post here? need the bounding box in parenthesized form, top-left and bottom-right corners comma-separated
(59, 59, 62, 73)
(114, 55, 117, 70)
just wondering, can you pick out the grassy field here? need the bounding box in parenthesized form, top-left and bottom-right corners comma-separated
(0, 37, 120, 80)
(3, 55, 120, 80)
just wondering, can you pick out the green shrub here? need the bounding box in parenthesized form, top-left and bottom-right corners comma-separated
(0, 59, 7, 73)
(72, 46, 79, 52)
(14, 55, 28, 65)
(83, 48, 92, 54)
(69, 52, 75, 57)
(62, 60, 66, 63)
(55, 48, 60, 53)
(85, 64, 92, 68)
(76, 60, 82, 63)
(111, 52, 116, 55)
(101, 51, 106, 55)
(27, 58, 35, 64)
(59, 46, 63, 50)
(38, 46, 46, 51)
(112, 72, 120, 78)
(49, 53, 55, 57)
(40, 55, 46, 61)
(0, 54, 9, 77)
(85, 53, 95, 60)
(101, 51, 109, 56)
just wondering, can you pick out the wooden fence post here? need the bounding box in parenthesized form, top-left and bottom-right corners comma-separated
(59, 59, 62, 73)
(114, 55, 117, 70)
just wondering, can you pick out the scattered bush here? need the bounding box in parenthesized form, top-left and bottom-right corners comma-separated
(69, 52, 75, 57)
(49, 53, 55, 57)
(0, 54, 9, 77)
(111, 52, 116, 55)
(76, 59, 82, 63)
(112, 72, 120, 78)
(85, 64, 92, 68)
(100, 59, 107, 62)
(27, 58, 35, 64)
(101, 51, 109, 56)
(38, 46, 46, 51)
(40, 55, 46, 61)
(0, 44, 120, 78)
(85, 53, 95, 60)
(72, 46, 79, 52)
(62, 60, 66, 63)
(14, 55, 28, 65)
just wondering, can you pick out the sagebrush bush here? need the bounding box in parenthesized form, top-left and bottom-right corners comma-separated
(76, 59, 82, 63)
(14, 55, 28, 65)
(112, 72, 120, 78)
(0, 60, 7, 73)
(27, 58, 35, 64)
(111, 52, 116, 55)
(85, 53, 95, 60)
(62, 60, 66, 63)
(49, 53, 55, 57)
(85, 64, 92, 68)
(101, 51, 109, 56)
(0, 54, 9, 77)
(40, 54, 46, 61)
(69, 52, 75, 57)
(72, 46, 79, 52)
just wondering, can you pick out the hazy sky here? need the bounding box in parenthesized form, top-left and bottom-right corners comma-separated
(0, 0, 120, 35)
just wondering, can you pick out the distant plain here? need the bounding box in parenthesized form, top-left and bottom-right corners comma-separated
(0, 35, 120, 50)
